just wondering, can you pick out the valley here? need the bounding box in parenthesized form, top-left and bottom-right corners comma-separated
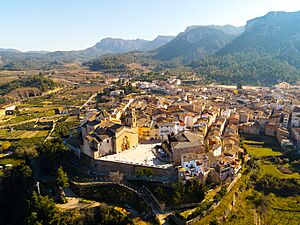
(1, 6, 300, 225)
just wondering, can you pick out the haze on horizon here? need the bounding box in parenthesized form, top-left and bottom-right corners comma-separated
(1, 0, 300, 52)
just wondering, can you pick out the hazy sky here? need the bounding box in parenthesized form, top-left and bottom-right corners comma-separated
(1, 0, 300, 51)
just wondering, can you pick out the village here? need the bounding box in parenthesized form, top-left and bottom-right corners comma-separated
(0, 72, 300, 224)
(66, 78, 300, 185)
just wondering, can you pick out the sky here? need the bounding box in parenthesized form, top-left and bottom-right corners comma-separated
(1, 0, 300, 51)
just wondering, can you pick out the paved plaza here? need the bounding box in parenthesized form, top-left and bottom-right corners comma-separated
(99, 144, 172, 168)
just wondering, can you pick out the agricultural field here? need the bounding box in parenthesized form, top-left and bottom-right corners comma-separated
(0, 110, 56, 126)
(194, 171, 300, 225)
(257, 160, 300, 179)
(21, 84, 102, 108)
(0, 157, 24, 166)
(193, 134, 300, 225)
(0, 129, 49, 140)
(241, 134, 282, 157)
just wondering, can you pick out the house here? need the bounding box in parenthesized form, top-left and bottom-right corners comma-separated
(291, 107, 300, 127)
(157, 120, 185, 140)
(228, 113, 239, 125)
(215, 160, 234, 180)
(138, 120, 159, 141)
(163, 131, 205, 165)
(239, 111, 250, 123)
(265, 123, 279, 136)
(239, 122, 260, 135)
(275, 82, 290, 89)
(282, 113, 290, 128)
(110, 89, 125, 96)
(291, 128, 300, 148)
(178, 152, 218, 183)
(211, 144, 222, 157)
(81, 109, 139, 158)
(4, 105, 16, 115)
(276, 127, 293, 150)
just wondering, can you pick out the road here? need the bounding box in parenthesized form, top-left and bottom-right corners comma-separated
(80, 92, 97, 110)
(0, 114, 65, 129)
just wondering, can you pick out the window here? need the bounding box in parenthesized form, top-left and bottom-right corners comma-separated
(107, 140, 109, 143)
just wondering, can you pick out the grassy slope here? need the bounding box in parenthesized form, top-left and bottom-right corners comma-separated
(194, 135, 300, 225)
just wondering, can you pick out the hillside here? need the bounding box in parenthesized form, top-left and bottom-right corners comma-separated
(187, 11, 300, 85)
(0, 36, 174, 70)
(154, 25, 243, 61)
(188, 51, 299, 86)
(220, 11, 300, 59)
(0, 76, 55, 102)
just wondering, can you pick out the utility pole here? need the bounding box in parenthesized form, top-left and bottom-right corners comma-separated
(36, 181, 40, 195)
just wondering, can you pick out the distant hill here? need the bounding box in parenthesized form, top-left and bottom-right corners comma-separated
(0, 36, 174, 70)
(219, 11, 300, 58)
(2, 11, 300, 86)
(188, 11, 300, 85)
(154, 25, 244, 61)
(0, 48, 21, 53)
(81, 36, 174, 56)
(0, 76, 55, 102)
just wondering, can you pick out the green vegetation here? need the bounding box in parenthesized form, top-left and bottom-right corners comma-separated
(52, 121, 80, 138)
(189, 51, 300, 86)
(131, 180, 206, 207)
(0, 141, 12, 152)
(89, 56, 127, 72)
(87, 52, 156, 72)
(25, 191, 134, 225)
(0, 129, 49, 140)
(136, 167, 154, 177)
(13, 137, 44, 159)
(37, 139, 68, 175)
(257, 161, 300, 179)
(25, 191, 62, 225)
(0, 75, 55, 96)
(0, 157, 24, 166)
(240, 134, 282, 157)
(56, 166, 69, 188)
(181, 134, 300, 224)
(254, 174, 300, 197)
(73, 183, 148, 212)
(0, 164, 35, 224)
(0, 57, 66, 70)
(193, 168, 300, 225)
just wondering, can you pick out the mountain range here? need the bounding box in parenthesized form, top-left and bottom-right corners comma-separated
(1, 10, 300, 85)
(220, 11, 300, 56)
(2, 11, 300, 63)
(0, 36, 174, 60)
(154, 25, 244, 61)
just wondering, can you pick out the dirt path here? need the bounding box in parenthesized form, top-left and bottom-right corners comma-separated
(57, 197, 101, 210)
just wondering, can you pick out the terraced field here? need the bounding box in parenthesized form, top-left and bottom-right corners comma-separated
(194, 134, 300, 225)
(0, 129, 48, 139)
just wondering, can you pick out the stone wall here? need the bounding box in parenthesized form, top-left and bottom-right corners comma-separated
(80, 153, 175, 177)
(92, 158, 175, 176)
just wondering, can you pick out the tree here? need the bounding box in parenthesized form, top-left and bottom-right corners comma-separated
(0, 141, 12, 152)
(218, 186, 227, 197)
(56, 166, 68, 188)
(25, 191, 61, 225)
(214, 193, 221, 202)
(15, 146, 38, 159)
(109, 171, 123, 184)
(210, 219, 219, 225)
(136, 168, 154, 177)
(37, 139, 68, 174)
(0, 164, 34, 224)
(237, 83, 243, 90)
